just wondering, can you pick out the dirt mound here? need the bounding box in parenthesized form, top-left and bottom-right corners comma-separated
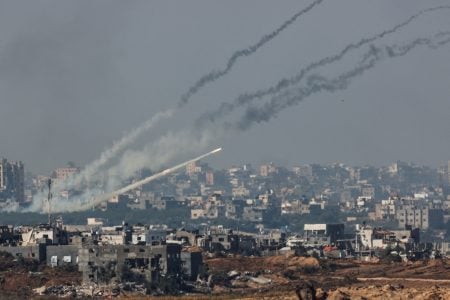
(287, 256, 319, 269)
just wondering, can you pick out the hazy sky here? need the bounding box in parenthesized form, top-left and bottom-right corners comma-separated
(1, 0, 450, 174)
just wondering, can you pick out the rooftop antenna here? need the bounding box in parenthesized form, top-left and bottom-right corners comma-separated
(47, 178, 52, 225)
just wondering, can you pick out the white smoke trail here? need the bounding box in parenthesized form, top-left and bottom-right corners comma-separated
(27, 0, 326, 208)
(63, 108, 173, 188)
(26, 108, 173, 212)
(236, 31, 450, 129)
(20, 9, 450, 213)
(35, 31, 450, 213)
(179, 0, 325, 105)
(197, 5, 450, 125)
(43, 127, 223, 213)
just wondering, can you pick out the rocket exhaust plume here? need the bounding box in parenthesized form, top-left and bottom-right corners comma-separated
(197, 5, 450, 125)
(236, 31, 450, 130)
(63, 109, 173, 186)
(52, 0, 324, 191)
(20, 6, 450, 214)
(74, 147, 222, 212)
(35, 108, 173, 207)
(179, 0, 324, 105)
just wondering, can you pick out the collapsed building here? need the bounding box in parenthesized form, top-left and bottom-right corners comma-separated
(0, 219, 203, 290)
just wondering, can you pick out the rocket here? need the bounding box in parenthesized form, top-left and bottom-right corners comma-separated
(76, 148, 222, 211)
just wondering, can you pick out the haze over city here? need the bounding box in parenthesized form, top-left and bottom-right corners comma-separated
(1, 0, 450, 175)
(3, 1, 450, 298)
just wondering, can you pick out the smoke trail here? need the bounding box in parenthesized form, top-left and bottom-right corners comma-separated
(25, 108, 173, 212)
(57, 108, 173, 189)
(236, 31, 450, 130)
(63, 0, 324, 186)
(59, 3, 449, 194)
(49, 0, 323, 196)
(198, 5, 450, 124)
(38, 127, 222, 213)
(30, 32, 450, 213)
(47, 1, 325, 195)
(179, 0, 325, 105)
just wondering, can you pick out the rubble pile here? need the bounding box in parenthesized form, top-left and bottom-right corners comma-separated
(33, 282, 148, 298)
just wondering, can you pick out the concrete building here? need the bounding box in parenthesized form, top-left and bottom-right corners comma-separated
(396, 205, 443, 230)
(54, 167, 79, 181)
(304, 223, 345, 245)
(78, 244, 182, 285)
(0, 158, 24, 203)
(259, 163, 277, 177)
(205, 171, 214, 186)
(47, 245, 80, 267)
(373, 198, 398, 220)
(356, 224, 419, 251)
(0, 244, 46, 262)
(181, 249, 202, 281)
(0, 225, 14, 245)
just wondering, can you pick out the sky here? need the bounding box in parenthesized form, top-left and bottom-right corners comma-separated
(1, 0, 450, 175)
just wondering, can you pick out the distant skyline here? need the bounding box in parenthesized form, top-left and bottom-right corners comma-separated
(1, 0, 450, 175)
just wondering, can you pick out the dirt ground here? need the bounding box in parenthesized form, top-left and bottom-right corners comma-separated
(203, 255, 450, 299)
(3, 253, 450, 299)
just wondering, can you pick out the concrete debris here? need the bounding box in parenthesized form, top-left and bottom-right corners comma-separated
(227, 270, 240, 279)
(248, 276, 272, 285)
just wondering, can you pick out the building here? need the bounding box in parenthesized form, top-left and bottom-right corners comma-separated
(356, 224, 419, 251)
(373, 198, 398, 220)
(395, 205, 443, 230)
(0, 158, 24, 203)
(78, 244, 182, 285)
(186, 162, 201, 177)
(54, 167, 79, 181)
(259, 163, 277, 177)
(205, 171, 214, 186)
(303, 223, 345, 245)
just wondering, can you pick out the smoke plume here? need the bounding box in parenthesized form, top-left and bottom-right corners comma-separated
(49, 1, 326, 196)
(198, 5, 450, 125)
(50, 31, 450, 213)
(37, 126, 222, 213)
(56, 109, 173, 190)
(21, 6, 450, 213)
(236, 31, 450, 130)
(179, 0, 324, 105)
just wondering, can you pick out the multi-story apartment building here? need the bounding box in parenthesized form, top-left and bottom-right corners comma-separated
(395, 205, 443, 230)
(0, 158, 24, 203)
(54, 167, 79, 181)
